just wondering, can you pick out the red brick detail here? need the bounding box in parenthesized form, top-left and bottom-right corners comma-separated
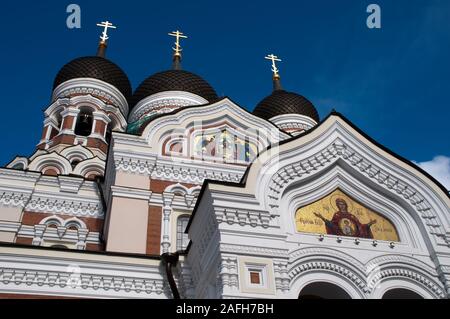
(86, 243, 104, 252)
(43, 168, 59, 176)
(81, 217, 104, 233)
(51, 134, 76, 147)
(149, 179, 198, 193)
(86, 138, 108, 153)
(94, 121, 106, 135)
(21, 212, 104, 233)
(62, 116, 75, 130)
(15, 237, 104, 252)
(146, 206, 162, 255)
(21, 212, 48, 226)
(86, 174, 98, 181)
(15, 237, 33, 245)
(49, 127, 59, 140)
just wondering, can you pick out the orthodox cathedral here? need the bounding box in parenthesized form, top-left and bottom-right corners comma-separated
(0, 22, 449, 299)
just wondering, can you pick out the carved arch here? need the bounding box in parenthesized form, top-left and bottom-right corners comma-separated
(60, 145, 95, 162)
(28, 153, 72, 175)
(72, 157, 105, 178)
(279, 163, 424, 249)
(247, 115, 450, 249)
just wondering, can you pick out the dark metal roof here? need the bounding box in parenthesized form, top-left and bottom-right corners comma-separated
(53, 56, 132, 101)
(253, 90, 320, 123)
(131, 69, 218, 108)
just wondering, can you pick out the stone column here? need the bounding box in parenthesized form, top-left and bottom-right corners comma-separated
(161, 192, 175, 253)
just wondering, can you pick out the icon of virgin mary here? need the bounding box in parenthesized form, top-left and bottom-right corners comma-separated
(314, 198, 377, 239)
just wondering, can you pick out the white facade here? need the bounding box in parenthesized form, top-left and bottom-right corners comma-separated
(187, 114, 450, 299)
(0, 63, 449, 299)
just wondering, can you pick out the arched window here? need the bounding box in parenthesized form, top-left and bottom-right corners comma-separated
(65, 221, 81, 231)
(382, 288, 423, 299)
(299, 282, 351, 299)
(176, 215, 190, 251)
(75, 108, 93, 137)
(12, 163, 24, 170)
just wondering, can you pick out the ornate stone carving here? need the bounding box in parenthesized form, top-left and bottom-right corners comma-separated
(0, 192, 30, 208)
(26, 197, 103, 218)
(266, 139, 448, 245)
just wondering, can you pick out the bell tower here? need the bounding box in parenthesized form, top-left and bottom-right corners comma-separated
(37, 21, 131, 160)
(32, 21, 131, 178)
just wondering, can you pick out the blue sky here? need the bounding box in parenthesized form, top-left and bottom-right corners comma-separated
(0, 0, 449, 187)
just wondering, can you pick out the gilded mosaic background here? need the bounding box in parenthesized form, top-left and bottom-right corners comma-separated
(295, 189, 399, 241)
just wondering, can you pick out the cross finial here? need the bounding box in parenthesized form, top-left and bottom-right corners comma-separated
(168, 30, 188, 58)
(265, 54, 282, 79)
(96, 21, 117, 44)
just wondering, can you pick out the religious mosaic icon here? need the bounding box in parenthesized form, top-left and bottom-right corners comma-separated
(193, 129, 257, 163)
(295, 189, 399, 241)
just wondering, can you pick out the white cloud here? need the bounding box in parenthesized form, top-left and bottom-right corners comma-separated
(414, 156, 450, 191)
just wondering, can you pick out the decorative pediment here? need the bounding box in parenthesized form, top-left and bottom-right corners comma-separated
(202, 113, 450, 249)
(141, 98, 290, 151)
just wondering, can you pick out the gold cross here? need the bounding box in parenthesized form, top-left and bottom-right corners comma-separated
(168, 30, 188, 57)
(96, 21, 117, 44)
(265, 54, 282, 78)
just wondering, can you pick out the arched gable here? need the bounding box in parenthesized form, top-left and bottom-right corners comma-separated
(188, 112, 450, 299)
(141, 98, 290, 157)
(224, 112, 450, 249)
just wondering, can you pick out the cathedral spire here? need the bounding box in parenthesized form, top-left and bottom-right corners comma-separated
(265, 54, 283, 91)
(96, 20, 117, 58)
(168, 30, 188, 70)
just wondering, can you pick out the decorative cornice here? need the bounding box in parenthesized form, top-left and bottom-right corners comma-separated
(114, 156, 156, 175)
(0, 247, 169, 298)
(270, 113, 317, 132)
(25, 197, 103, 218)
(114, 153, 246, 185)
(215, 207, 274, 229)
(0, 267, 168, 298)
(129, 91, 208, 123)
(110, 186, 152, 201)
(0, 192, 31, 208)
(52, 78, 129, 117)
(220, 244, 288, 258)
(57, 176, 84, 194)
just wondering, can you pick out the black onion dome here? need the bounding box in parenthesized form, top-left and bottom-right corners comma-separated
(53, 56, 132, 100)
(132, 69, 218, 107)
(253, 90, 320, 123)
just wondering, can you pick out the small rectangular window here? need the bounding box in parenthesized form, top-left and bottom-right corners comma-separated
(250, 271, 261, 285)
(245, 264, 266, 287)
